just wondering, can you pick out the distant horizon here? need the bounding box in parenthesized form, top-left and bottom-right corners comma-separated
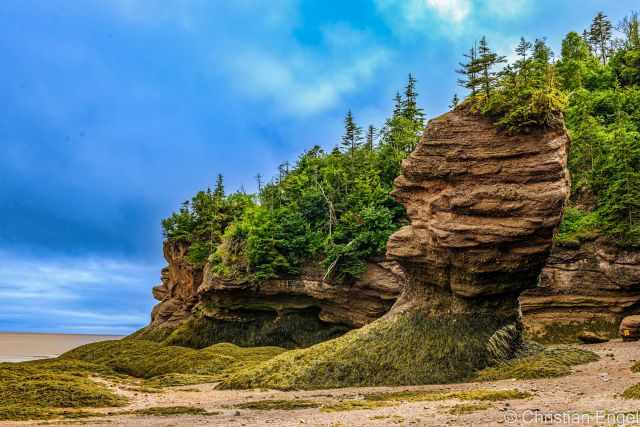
(1, 0, 638, 334)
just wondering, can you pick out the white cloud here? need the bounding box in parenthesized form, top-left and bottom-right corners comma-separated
(222, 25, 391, 116)
(483, 0, 530, 18)
(425, 0, 471, 23)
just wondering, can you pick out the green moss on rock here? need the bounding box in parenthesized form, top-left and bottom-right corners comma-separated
(475, 346, 598, 381)
(219, 311, 514, 390)
(162, 309, 350, 349)
(62, 339, 286, 381)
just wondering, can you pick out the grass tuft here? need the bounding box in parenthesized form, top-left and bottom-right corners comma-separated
(622, 384, 640, 399)
(124, 406, 216, 416)
(234, 399, 320, 410)
(447, 403, 491, 415)
(364, 388, 531, 402)
(476, 346, 598, 381)
(320, 400, 396, 412)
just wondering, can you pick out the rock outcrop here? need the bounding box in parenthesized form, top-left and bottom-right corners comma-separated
(385, 108, 570, 343)
(521, 239, 640, 342)
(217, 108, 570, 390)
(143, 240, 404, 347)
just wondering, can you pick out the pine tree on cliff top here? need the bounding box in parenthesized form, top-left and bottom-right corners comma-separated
(456, 43, 481, 95)
(515, 37, 532, 61)
(476, 36, 507, 96)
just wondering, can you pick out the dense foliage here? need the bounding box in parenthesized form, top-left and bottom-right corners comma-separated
(456, 11, 640, 246)
(162, 76, 424, 282)
(163, 10, 640, 285)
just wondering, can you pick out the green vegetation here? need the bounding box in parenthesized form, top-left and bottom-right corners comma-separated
(124, 406, 216, 416)
(475, 347, 599, 381)
(62, 339, 285, 382)
(161, 310, 349, 349)
(447, 403, 491, 415)
(234, 399, 320, 410)
(622, 383, 640, 399)
(525, 318, 619, 344)
(157, 10, 639, 297)
(456, 12, 640, 246)
(364, 388, 531, 402)
(0, 359, 127, 421)
(161, 75, 425, 284)
(219, 311, 519, 390)
(320, 400, 396, 412)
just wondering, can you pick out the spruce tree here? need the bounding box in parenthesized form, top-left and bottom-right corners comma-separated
(533, 38, 553, 63)
(214, 174, 224, 200)
(340, 110, 363, 158)
(456, 43, 481, 95)
(476, 36, 507, 96)
(515, 37, 532, 61)
(366, 125, 377, 150)
(392, 92, 403, 116)
(589, 11, 613, 63)
(402, 74, 425, 124)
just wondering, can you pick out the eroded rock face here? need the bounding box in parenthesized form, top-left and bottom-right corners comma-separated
(387, 109, 570, 325)
(150, 240, 203, 327)
(147, 240, 404, 347)
(521, 239, 640, 342)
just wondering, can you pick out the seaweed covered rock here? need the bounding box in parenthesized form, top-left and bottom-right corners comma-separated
(220, 108, 570, 390)
(141, 239, 404, 348)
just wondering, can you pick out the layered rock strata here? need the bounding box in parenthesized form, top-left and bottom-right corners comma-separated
(521, 239, 640, 342)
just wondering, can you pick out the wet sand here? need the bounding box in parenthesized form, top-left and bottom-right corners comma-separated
(0, 332, 123, 362)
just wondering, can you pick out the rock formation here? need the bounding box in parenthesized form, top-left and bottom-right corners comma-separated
(142, 240, 404, 348)
(218, 108, 570, 390)
(521, 239, 640, 342)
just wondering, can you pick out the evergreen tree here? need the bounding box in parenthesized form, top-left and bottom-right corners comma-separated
(366, 125, 377, 150)
(589, 11, 613, 63)
(255, 173, 263, 192)
(340, 110, 363, 157)
(392, 92, 403, 116)
(214, 174, 224, 199)
(456, 43, 481, 95)
(402, 74, 425, 124)
(449, 93, 460, 109)
(515, 37, 532, 61)
(476, 36, 507, 96)
(532, 38, 553, 63)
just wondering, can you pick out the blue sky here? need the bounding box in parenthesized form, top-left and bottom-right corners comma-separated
(0, 0, 637, 334)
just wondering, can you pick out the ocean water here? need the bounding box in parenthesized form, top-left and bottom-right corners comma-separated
(0, 332, 123, 363)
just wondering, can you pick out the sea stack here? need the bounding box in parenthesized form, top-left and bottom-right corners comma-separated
(220, 107, 571, 390)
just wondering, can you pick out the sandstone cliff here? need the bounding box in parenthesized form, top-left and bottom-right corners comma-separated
(144, 240, 404, 347)
(521, 238, 640, 342)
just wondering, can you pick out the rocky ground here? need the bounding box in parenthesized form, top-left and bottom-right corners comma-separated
(8, 340, 640, 427)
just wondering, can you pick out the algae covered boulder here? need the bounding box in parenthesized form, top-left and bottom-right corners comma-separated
(220, 108, 570, 390)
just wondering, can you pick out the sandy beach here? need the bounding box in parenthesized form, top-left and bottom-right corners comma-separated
(0, 332, 122, 363)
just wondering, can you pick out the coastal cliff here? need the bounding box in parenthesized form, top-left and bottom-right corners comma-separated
(143, 240, 404, 348)
(521, 239, 640, 342)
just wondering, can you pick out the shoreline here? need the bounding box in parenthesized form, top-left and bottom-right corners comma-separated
(0, 332, 124, 363)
